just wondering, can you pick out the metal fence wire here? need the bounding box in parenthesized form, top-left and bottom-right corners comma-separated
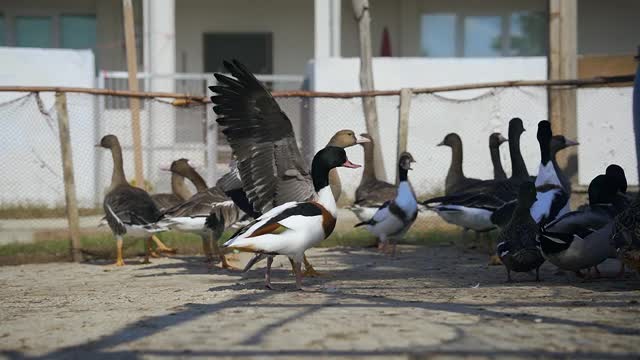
(0, 83, 635, 243)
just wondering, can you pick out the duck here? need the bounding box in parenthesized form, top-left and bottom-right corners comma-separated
(490, 123, 574, 228)
(327, 131, 371, 201)
(538, 172, 623, 277)
(354, 152, 418, 257)
(157, 159, 242, 269)
(438, 133, 483, 195)
(151, 160, 194, 211)
(496, 181, 545, 281)
(209, 59, 365, 277)
(223, 146, 361, 290)
(489, 133, 509, 180)
(97, 134, 168, 266)
(349, 133, 397, 225)
(611, 189, 640, 277)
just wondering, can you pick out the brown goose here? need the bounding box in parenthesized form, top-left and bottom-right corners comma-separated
(350, 133, 397, 223)
(438, 133, 483, 195)
(209, 59, 364, 276)
(151, 161, 193, 211)
(159, 159, 241, 269)
(98, 135, 168, 266)
(327, 130, 370, 201)
(489, 133, 508, 180)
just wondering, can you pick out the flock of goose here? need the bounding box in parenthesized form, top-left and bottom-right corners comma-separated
(97, 59, 640, 290)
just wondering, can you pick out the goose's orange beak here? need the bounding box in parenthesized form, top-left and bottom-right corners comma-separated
(342, 160, 361, 168)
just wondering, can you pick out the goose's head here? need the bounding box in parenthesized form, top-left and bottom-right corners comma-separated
(167, 158, 197, 176)
(327, 130, 370, 148)
(356, 133, 374, 148)
(606, 164, 627, 193)
(489, 133, 508, 148)
(550, 135, 579, 154)
(398, 152, 416, 171)
(97, 134, 120, 149)
(508, 117, 525, 138)
(517, 181, 537, 209)
(437, 133, 461, 148)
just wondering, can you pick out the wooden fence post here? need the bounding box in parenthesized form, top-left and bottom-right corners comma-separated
(352, 0, 386, 181)
(122, 0, 145, 188)
(55, 92, 83, 263)
(396, 88, 412, 183)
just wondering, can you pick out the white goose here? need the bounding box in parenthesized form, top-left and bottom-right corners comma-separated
(354, 152, 418, 257)
(223, 146, 360, 290)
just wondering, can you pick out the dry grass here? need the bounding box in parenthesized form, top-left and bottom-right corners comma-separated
(0, 204, 103, 219)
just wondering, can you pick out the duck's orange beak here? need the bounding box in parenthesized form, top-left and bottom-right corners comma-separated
(342, 160, 361, 168)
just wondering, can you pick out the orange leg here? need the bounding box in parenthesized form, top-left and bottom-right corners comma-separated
(114, 236, 125, 266)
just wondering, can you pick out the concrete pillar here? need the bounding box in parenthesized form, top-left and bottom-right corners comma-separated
(315, 0, 341, 58)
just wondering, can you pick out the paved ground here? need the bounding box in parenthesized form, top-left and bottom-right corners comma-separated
(1, 244, 639, 360)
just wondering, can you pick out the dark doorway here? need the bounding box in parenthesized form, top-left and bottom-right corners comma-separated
(203, 32, 273, 74)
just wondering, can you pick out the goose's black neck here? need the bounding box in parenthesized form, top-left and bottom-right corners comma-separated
(508, 130, 529, 179)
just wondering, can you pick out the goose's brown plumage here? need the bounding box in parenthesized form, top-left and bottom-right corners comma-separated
(439, 133, 483, 195)
(99, 135, 166, 266)
(489, 133, 508, 180)
(151, 163, 193, 211)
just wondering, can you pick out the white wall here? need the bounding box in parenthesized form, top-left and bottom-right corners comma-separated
(0, 47, 96, 206)
(307, 57, 549, 198)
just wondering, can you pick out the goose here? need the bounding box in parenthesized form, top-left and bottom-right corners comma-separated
(489, 133, 509, 180)
(349, 133, 397, 225)
(354, 152, 418, 257)
(605, 164, 631, 210)
(97, 134, 168, 266)
(157, 159, 241, 269)
(538, 172, 623, 277)
(209, 59, 365, 277)
(496, 181, 545, 281)
(151, 160, 194, 211)
(327, 131, 371, 201)
(223, 146, 360, 290)
(438, 133, 483, 195)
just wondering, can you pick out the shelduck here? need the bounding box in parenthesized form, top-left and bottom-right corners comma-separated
(97, 135, 168, 266)
(496, 181, 545, 281)
(223, 146, 360, 290)
(354, 152, 418, 257)
(209, 59, 365, 276)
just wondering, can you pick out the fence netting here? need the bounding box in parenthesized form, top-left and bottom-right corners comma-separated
(0, 84, 635, 242)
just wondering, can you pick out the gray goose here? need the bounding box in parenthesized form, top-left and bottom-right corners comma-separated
(209, 59, 364, 277)
(98, 135, 167, 266)
(489, 133, 508, 180)
(159, 159, 241, 269)
(151, 160, 194, 211)
(438, 133, 483, 195)
(350, 133, 397, 224)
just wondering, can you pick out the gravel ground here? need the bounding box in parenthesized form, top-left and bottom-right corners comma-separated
(0, 244, 639, 360)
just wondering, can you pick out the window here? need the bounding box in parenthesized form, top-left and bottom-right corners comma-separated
(16, 16, 53, 48)
(420, 11, 546, 57)
(0, 16, 5, 46)
(61, 15, 96, 50)
(420, 14, 456, 57)
(464, 16, 502, 57)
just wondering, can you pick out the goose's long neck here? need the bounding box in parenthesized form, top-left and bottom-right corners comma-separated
(448, 143, 464, 179)
(509, 133, 529, 179)
(490, 144, 506, 180)
(185, 168, 208, 193)
(109, 143, 127, 187)
(361, 142, 376, 183)
(171, 173, 191, 201)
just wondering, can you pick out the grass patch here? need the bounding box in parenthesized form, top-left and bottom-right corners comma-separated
(0, 204, 102, 219)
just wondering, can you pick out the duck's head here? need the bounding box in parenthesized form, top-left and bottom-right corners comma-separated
(398, 152, 416, 171)
(517, 181, 537, 209)
(96, 134, 120, 149)
(489, 133, 508, 148)
(606, 164, 627, 193)
(312, 146, 360, 191)
(437, 133, 461, 148)
(588, 174, 618, 205)
(537, 120, 552, 143)
(550, 135, 579, 154)
(508, 118, 525, 138)
(327, 130, 370, 148)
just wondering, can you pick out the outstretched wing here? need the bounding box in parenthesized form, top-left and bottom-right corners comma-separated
(210, 59, 315, 214)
